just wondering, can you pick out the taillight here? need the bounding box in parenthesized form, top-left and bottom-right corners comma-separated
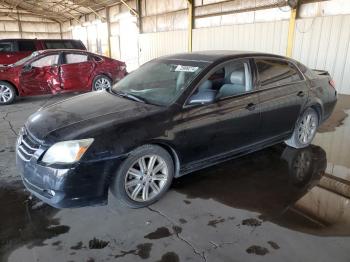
(329, 79, 336, 89)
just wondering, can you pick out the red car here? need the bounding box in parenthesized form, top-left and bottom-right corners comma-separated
(0, 49, 127, 105)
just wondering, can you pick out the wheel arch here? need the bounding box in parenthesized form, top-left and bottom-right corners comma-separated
(143, 141, 181, 178)
(0, 80, 19, 96)
(304, 97, 324, 123)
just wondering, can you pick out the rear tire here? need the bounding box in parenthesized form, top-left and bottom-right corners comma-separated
(285, 108, 319, 149)
(0, 81, 16, 105)
(110, 144, 174, 208)
(92, 75, 112, 91)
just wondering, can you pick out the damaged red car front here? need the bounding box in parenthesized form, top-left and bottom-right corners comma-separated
(0, 49, 127, 105)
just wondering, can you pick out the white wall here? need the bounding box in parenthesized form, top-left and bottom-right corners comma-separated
(292, 15, 350, 95)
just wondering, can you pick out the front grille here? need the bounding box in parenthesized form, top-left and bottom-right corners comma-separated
(17, 128, 40, 162)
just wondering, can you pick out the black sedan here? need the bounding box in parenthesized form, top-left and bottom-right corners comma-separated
(16, 51, 337, 208)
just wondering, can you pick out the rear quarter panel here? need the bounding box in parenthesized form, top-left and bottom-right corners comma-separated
(307, 75, 337, 122)
(95, 58, 126, 82)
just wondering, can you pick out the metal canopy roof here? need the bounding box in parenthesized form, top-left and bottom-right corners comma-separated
(0, 0, 121, 22)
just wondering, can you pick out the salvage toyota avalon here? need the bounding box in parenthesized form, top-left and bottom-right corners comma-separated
(16, 51, 337, 208)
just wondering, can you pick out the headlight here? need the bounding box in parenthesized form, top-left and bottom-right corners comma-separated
(42, 138, 94, 164)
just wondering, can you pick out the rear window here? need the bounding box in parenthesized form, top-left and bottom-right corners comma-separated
(0, 41, 15, 52)
(256, 59, 303, 88)
(43, 40, 85, 50)
(18, 40, 36, 51)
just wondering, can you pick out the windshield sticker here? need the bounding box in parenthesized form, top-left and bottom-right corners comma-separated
(175, 65, 199, 72)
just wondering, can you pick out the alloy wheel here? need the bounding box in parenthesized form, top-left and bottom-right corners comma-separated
(0, 84, 13, 103)
(297, 112, 318, 145)
(94, 77, 111, 91)
(124, 155, 169, 202)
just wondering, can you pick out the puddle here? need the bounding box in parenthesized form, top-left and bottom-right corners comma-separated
(318, 95, 350, 133)
(241, 218, 262, 227)
(267, 241, 280, 250)
(114, 243, 152, 259)
(144, 227, 172, 240)
(174, 142, 350, 236)
(156, 252, 180, 262)
(88, 238, 109, 249)
(0, 181, 70, 261)
(246, 245, 269, 256)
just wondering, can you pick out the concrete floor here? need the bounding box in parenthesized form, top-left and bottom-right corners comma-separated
(1, 94, 350, 262)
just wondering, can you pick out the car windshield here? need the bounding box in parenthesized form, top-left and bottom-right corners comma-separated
(11, 51, 40, 66)
(111, 59, 209, 106)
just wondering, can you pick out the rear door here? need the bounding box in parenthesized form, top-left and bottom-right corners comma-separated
(180, 58, 261, 164)
(254, 58, 308, 140)
(20, 53, 61, 95)
(60, 52, 95, 91)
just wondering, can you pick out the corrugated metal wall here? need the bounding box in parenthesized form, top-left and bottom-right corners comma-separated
(138, 14, 350, 94)
(0, 14, 62, 39)
(192, 20, 289, 55)
(138, 30, 188, 65)
(292, 15, 350, 95)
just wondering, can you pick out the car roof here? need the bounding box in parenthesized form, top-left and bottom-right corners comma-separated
(35, 49, 99, 56)
(159, 50, 288, 63)
(0, 39, 81, 41)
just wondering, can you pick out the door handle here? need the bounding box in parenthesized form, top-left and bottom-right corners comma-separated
(246, 103, 256, 111)
(297, 91, 305, 97)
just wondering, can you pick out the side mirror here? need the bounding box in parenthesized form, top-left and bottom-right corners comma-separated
(188, 90, 216, 105)
(22, 64, 32, 72)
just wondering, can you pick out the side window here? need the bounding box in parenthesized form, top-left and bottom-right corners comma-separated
(64, 53, 89, 64)
(0, 41, 15, 52)
(190, 60, 252, 102)
(296, 62, 317, 80)
(256, 59, 303, 89)
(18, 40, 36, 52)
(31, 55, 59, 68)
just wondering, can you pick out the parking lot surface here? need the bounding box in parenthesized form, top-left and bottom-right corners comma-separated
(1, 93, 350, 262)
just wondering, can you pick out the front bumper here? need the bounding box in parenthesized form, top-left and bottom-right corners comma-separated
(16, 149, 120, 208)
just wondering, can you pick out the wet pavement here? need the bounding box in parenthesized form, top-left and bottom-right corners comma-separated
(1, 94, 350, 262)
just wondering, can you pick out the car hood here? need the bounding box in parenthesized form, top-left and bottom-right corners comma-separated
(26, 91, 162, 142)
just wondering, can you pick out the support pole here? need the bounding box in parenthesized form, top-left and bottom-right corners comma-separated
(286, 8, 297, 57)
(187, 0, 193, 52)
(17, 10, 23, 38)
(106, 6, 112, 57)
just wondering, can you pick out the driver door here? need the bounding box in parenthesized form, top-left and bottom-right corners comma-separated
(20, 53, 61, 95)
(179, 59, 261, 165)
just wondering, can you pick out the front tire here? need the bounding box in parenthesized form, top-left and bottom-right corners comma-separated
(92, 75, 112, 91)
(0, 81, 16, 105)
(285, 108, 319, 149)
(110, 145, 174, 208)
